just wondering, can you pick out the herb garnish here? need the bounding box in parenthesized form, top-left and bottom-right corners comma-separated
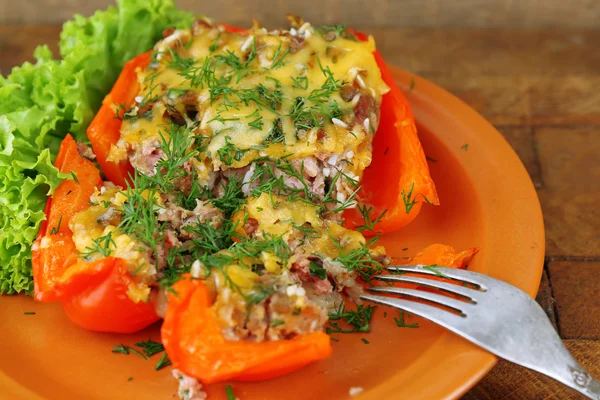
(394, 310, 419, 328)
(327, 303, 377, 334)
(355, 204, 387, 232)
(409, 77, 416, 92)
(422, 264, 452, 279)
(309, 260, 327, 280)
(225, 385, 236, 400)
(135, 338, 165, 357)
(155, 352, 172, 371)
(49, 215, 63, 235)
(112, 340, 173, 370)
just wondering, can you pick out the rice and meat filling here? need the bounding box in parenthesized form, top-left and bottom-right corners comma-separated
(69, 17, 390, 343)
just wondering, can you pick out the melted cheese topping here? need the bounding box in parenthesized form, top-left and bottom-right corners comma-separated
(115, 22, 388, 179)
(234, 192, 383, 271)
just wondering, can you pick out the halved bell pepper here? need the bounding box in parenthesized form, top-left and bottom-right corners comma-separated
(161, 274, 333, 383)
(32, 135, 159, 333)
(343, 30, 439, 234)
(86, 51, 151, 188)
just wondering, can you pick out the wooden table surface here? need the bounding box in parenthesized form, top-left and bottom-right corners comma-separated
(2, 24, 599, 399)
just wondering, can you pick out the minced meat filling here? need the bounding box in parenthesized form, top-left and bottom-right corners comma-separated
(69, 17, 390, 343)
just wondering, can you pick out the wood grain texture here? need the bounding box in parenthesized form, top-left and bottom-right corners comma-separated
(1, 22, 600, 400)
(536, 127, 600, 258)
(535, 269, 558, 331)
(549, 261, 600, 339)
(464, 340, 600, 400)
(497, 126, 543, 189)
(2, 0, 600, 28)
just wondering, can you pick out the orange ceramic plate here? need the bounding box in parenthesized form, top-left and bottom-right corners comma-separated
(0, 67, 544, 400)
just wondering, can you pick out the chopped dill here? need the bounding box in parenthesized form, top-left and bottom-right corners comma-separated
(134, 338, 165, 357)
(225, 385, 236, 400)
(327, 303, 377, 334)
(155, 353, 172, 371)
(422, 264, 452, 279)
(49, 215, 62, 235)
(70, 171, 79, 184)
(309, 261, 327, 280)
(394, 310, 419, 328)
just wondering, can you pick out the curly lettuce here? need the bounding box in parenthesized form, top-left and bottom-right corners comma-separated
(0, 0, 194, 294)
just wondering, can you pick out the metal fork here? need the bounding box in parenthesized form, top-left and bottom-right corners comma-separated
(361, 265, 600, 399)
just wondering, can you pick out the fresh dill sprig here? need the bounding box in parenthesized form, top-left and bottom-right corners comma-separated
(225, 385, 236, 400)
(335, 238, 384, 284)
(112, 344, 130, 355)
(401, 182, 431, 214)
(327, 303, 377, 334)
(270, 43, 290, 69)
(165, 48, 195, 71)
(308, 260, 327, 280)
(394, 310, 419, 328)
(210, 175, 246, 217)
(112, 344, 149, 360)
(355, 204, 387, 232)
(245, 110, 264, 130)
(401, 182, 418, 214)
(49, 215, 63, 235)
(217, 136, 248, 166)
(422, 264, 452, 279)
(134, 338, 165, 357)
(155, 352, 172, 371)
(291, 75, 309, 90)
(80, 230, 116, 259)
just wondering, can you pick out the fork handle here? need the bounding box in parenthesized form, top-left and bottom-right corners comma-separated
(547, 360, 600, 399)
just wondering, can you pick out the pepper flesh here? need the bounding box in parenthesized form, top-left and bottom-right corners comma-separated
(32, 135, 159, 332)
(86, 51, 151, 188)
(62, 257, 159, 333)
(32, 134, 104, 301)
(161, 275, 333, 383)
(402, 244, 478, 269)
(343, 30, 439, 234)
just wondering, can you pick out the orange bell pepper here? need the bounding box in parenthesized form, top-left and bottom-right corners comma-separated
(86, 51, 151, 188)
(401, 244, 478, 269)
(32, 134, 104, 301)
(32, 135, 159, 333)
(62, 258, 159, 333)
(217, 23, 248, 34)
(161, 275, 333, 383)
(343, 30, 439, 234)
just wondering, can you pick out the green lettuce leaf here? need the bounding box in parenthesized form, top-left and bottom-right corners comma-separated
(0, 0, 194, 294)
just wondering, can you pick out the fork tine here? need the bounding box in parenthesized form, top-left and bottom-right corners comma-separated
(367, 287, 472, 314)
(387, 265, 487, 289)
(360, 294, 468, 330)
(374, 275, 478, 301)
